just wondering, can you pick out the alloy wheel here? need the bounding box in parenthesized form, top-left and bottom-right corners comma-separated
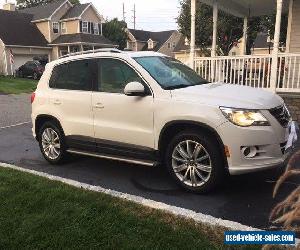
(172, 140, 212, 187)
(41, 128, 61, 160)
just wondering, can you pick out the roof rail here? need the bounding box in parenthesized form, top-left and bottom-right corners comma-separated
(59, 48, 122, 59)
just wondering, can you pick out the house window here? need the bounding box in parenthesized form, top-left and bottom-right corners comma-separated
(61, 22, 67, 34)
(52, 22, 59, 34)
(94, 23, 99, 35)
(172, 42, 176, 48)
(148, 40, 154, 49)
(167, 43, 171, 49)
(82, 21, 88, 33)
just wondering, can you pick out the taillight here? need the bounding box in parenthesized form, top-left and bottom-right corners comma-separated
(31, 92, 36, 104)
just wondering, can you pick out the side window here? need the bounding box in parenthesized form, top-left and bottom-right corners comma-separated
(49, 60, 93, 91)
(98, 58, 143, 94)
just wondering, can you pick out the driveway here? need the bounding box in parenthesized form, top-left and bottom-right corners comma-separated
(0, 94, 31, 127)
(0, 94, 298, 231)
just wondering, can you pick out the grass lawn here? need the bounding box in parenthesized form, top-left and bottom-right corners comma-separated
(0, 167, 260, 250)
(0, 76, 38, 94)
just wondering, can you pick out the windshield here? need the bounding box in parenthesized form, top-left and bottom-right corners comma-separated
(134, 56, 209, 90)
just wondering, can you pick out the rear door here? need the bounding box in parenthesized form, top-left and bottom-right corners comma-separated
(48, 59, 96, 151)
(92, 57, 155, 157)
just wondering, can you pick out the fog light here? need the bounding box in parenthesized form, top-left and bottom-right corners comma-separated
(242, 146, 258, 158)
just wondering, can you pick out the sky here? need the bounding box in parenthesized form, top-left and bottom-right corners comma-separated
(0, 0, 181, 31)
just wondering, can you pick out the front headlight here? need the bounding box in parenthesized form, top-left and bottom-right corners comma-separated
(220, 107, 270, 127)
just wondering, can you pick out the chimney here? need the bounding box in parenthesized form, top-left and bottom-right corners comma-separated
(3, 3, 16, 11)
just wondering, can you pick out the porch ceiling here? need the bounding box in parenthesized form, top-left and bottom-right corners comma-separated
(199, 0, 289, 17)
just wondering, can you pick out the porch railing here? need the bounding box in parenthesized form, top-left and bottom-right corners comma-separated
(191, 54, 300, 93)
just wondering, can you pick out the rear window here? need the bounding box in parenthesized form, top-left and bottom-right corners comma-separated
(49, 59, 93, 91)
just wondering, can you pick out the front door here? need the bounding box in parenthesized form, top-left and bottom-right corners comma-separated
(92, 58, 155, 158)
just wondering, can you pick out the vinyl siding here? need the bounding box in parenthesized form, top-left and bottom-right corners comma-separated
(81, 6, 101, 23)
(289, 0, 300, 52)
(66, 20, 79, 34)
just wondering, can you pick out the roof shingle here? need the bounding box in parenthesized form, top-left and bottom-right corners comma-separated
(50, 33, 115, 46)
(18, 0, 67, 21)
(61, 3, 89, 20)
(0, 10, 49, 47)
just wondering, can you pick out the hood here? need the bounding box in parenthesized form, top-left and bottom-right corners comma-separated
(171, 83, 283, 110)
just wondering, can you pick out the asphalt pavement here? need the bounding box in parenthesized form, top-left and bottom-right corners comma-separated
(0, 94, 299, 231)
(1, 122, 298, 230)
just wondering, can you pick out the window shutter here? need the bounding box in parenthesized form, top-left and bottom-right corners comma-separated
(98, 24, 101, 35)
(88, 22, 91, 33)
(91, 23, 94, 34)
(80, 21, 83, 32)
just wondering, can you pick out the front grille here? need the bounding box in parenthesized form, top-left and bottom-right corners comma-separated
(269, 105, 291, 127)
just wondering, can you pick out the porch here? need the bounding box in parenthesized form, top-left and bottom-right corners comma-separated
(49, 33, 116, 60)
(188, 0, 299, 94)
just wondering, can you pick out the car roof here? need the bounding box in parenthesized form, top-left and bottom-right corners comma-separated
(48, 50, 166, 67)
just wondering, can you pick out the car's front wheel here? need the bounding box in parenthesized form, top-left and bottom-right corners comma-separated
(38, 121, 68, 164)
(165, 130, 225, 193)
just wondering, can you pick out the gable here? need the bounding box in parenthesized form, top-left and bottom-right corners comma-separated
(18, 0, 71, 22)
(80, 5, 102, 23)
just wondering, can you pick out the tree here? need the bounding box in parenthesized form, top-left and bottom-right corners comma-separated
(177, 0, 263, 55)
(260, 14, 288, 51)
(17, 0, 80, 9)
(102, 18, 128, 50)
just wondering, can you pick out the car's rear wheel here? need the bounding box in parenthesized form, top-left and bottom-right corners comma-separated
(165, 130, 225, 193)
(38, 121, 68, 164)
(33, 72, 38, 80)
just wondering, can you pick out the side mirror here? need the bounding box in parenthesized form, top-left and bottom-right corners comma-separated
(124, 81, 146, 97)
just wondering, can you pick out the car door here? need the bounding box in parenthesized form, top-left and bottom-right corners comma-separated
(92, 57, 155, 158)
(48, 59, 96, 151)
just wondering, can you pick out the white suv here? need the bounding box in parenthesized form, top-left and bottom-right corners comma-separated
(31, 49, 292, 193)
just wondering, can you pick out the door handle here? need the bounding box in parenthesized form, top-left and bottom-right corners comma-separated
(53, 100, 61, 105)
(93, 103, 104, 109)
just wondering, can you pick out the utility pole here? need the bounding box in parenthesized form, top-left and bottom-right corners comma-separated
(132, 4, 136, 30)
(122, 3, 126, 22)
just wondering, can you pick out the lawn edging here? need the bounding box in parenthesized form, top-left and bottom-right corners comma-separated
(0, 162, 259, 232)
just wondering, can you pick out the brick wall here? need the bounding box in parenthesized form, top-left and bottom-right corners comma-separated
(281, 94, 300, 123)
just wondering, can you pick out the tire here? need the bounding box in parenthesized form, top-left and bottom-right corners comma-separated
(33, 72, 38, 80)
(165, 130, 225, 193)
(38, 121, 69, 165)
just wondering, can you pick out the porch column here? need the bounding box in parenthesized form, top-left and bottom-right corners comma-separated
(286, 0, 293, 53)
(189, 0, 196, 69)
(270, 0, 283, 92)
(67, 46, 71, 54)
(211, 0, 218, 57)
(242, 17, 248, 55)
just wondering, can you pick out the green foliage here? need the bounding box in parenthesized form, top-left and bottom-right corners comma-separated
(260, 14, 288, 50)
(0, 76, 38, 94)
(102, 18, 128, 50)
(17, 0, 80, 9)
(177, 0, 286, 56)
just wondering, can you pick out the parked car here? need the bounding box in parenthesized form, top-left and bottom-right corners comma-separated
(31, 49, 293, 193)
(17, 60, 45, 80)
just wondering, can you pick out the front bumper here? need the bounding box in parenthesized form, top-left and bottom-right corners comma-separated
(217, 110, 296, 175)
